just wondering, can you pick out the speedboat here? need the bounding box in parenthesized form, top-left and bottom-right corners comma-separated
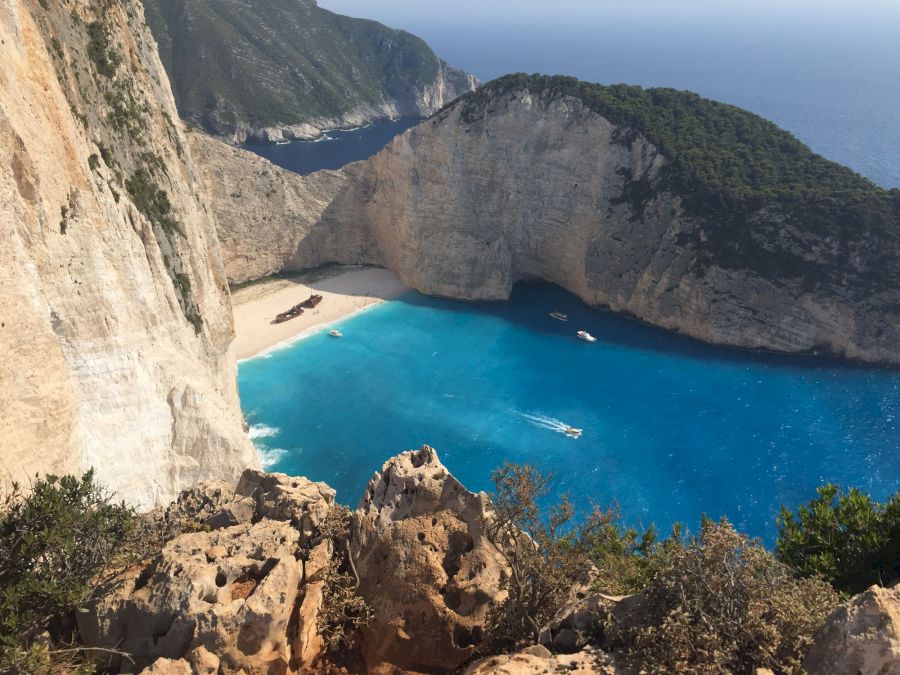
(576, 330, 597, 343)
(549, 312, 569, 322)
(564, 426, 582, 438)
(329, 329, 342, 338)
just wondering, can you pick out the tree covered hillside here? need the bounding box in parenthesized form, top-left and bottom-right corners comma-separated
(455, 74, 900, 290)
(142, 0, 454, 135)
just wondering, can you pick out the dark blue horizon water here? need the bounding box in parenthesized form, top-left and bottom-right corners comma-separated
(239, 283, 900, 543)
(245, 117, 421, 175)
(319, 0, 900, 188)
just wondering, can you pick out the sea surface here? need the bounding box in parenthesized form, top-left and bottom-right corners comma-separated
(239, 283, 900, 542)
(318, 0, 900, 188)
(245, 118, 420, 175)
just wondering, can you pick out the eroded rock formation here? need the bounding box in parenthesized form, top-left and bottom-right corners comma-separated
(351, 445, 507, 673)
(803, 583, 900, 675)
(0, 0, 256, 507)
(204, 80, 900, 365)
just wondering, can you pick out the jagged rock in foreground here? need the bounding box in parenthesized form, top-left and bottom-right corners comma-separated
(465, 644, 618, 675)
(79, 471, 336, 673)
(1, 0, 256, 507)
(803, 583, 900, 674)
(351, 445, 507, 673)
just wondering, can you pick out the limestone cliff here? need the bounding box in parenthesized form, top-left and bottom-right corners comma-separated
(207, 77, 899, 364)
(0, 0, 256, 508)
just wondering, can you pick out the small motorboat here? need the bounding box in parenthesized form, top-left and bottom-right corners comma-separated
(564, 426, 582, 438)
(577, 330, 597, 343)
(329, 329, 343, 338)
(549, 312, 569, 322)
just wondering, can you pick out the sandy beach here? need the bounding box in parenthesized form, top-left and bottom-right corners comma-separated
(231, 266, 408, 360)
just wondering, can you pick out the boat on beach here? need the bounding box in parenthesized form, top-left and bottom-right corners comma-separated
(272, 294, 323, 324)
(549, 311, 569, 321)
(577, 330, 597, 343)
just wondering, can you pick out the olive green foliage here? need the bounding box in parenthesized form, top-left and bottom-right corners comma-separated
(0, 471, 135, 671)
(86, 21, 120, 79)
(482, 463, 667, 652)
(142, 0, 441, 134)
(310, 506, 373, 652)
(456, 74, 899, 287)
(777, 485, 900, 595)
(608, 519, 839, 674)
(124, 169, 182, 236)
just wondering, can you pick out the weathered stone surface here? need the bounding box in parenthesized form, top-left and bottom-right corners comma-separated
(235, 469, 336, 538)
(803, 584, 900, 675)
(80, 520, 304, 674)
(140, 658, 192, 675)
(0, 0, 256, 508)
(465, 645, 620, 674)
(351, 445, 506, 673)
(189, 132, 348, 284)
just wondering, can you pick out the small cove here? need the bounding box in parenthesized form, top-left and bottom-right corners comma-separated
(238, 282, 899, 542)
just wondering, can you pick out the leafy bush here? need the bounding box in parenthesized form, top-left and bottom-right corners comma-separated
(0, 471, 135, 670)
(481, 464, 672, 652)
(608, 519, 839, 674)
(124, 169, 182, 235)
(777, 485, 900, 595)
(312, 506, 372, 652)
(86, 21, 120, 79)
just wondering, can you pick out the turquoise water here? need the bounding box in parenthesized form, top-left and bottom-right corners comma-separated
(239, 283, 899, 542)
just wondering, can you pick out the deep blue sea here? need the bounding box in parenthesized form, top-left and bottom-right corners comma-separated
(239, 284, 900, 542)
(246, 117, 421, 175)
(239, 1, 900, 542)
(319, 0, 900, 188)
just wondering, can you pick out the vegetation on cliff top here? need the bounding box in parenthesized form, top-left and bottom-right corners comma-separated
(454, 74, 900, 288)
(141, 0, 443, 135)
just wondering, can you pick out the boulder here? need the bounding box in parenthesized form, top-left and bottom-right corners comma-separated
(140, 658, 192, 675)
(235, 469, 336, 538)
(465, 645, 620, 674)
(803, 584, 900, 675)
(80, 520, 309, 674)
(351, 446, 507, 673)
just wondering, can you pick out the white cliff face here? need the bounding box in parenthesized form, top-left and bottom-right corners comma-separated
(304, 92, 898, 365)
(0, 0, 257, 508)
(207, 87, 898, 364)
(189, 132, 347, 285)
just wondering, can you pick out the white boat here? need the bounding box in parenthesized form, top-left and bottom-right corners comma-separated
(564, 426, 582, 438)
(329, 329, 343, 337)
(577, 330, 597, 343)
(549, 312, 569, 321)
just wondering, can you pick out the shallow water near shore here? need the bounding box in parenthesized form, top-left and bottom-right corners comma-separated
(238, 283, 899, 542)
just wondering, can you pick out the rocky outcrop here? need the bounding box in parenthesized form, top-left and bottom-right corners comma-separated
(189, 132, 347, 284)
(209, 78, 898, 364)
(351, 445, 507, 673)
(80, 469, 336, 673)
(465, 644, 620, 675)
(803, 584, 900, 675)
(0, 0, 256, 507)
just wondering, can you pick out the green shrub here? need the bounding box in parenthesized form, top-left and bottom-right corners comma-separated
(777, 485, 900, 595)
(608, 519, 839, 674)
(86, 21, 120, 79)
(125, 169, 182, 235)
(0, 471, 135, 670)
